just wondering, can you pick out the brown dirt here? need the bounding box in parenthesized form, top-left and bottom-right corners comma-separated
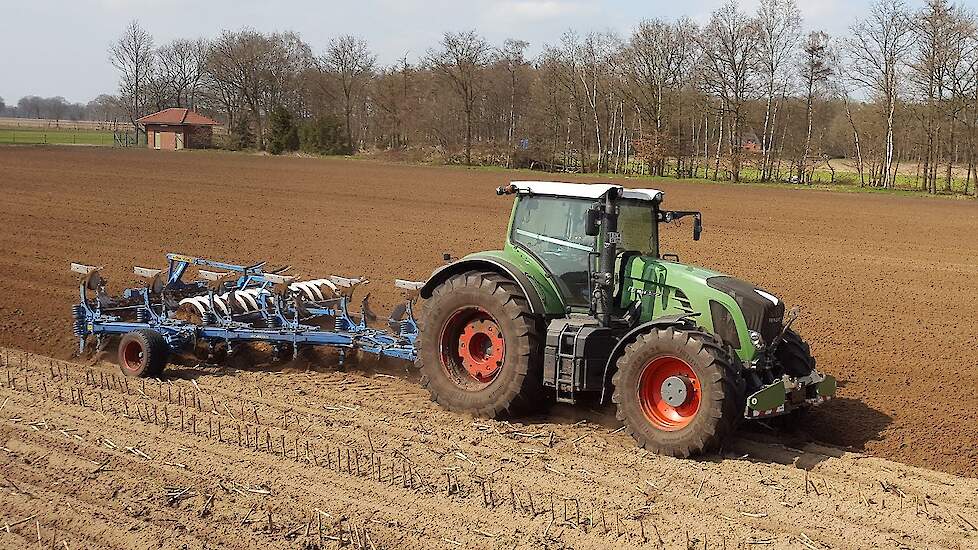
(1, 348, 977, 549)
(0, 146, 977, 544)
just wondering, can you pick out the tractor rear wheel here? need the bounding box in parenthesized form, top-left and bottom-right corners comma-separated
(612, 327, 738, 457)
(417, 271, 543, 417)
(118, 329, 169, 378)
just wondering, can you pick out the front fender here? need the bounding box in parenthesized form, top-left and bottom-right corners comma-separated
(599, 313, 698, 403)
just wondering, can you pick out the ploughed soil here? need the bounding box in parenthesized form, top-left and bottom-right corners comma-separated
(1, 348, 977, 549)
(0, 146, 977, 547)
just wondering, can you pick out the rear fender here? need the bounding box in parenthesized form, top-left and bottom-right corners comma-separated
(419, 258, 546, 315)
(599, 314, 698, 403)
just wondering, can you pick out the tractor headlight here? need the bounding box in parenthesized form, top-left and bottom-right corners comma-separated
(749, 330, 764, 349)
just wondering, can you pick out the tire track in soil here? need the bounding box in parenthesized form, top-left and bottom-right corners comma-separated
(1, 349, 977, 549)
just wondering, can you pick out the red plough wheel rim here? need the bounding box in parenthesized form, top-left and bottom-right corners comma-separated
(638, 356, 701, 431)
(122, 340, 144, 373)
(439, 307, 505, 388)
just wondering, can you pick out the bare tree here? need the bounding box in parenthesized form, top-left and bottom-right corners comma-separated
(624, 18, 700, 175)
(495, 39, 530, 158)
(846, 0, 913, 188)
(110, 20, 155, 140)
(757, 0, 801, 181)
(699, 1, 761, 182)
(17, 96, 42, 119)
(373, 56, 415, 149)
(954, 12, 978, 192)
(323, 35, 376, 152)
(427, 30, 492, 165)
(908, 0, 978, 192)
(158, 38, 207, 108)
(798, 31, 833, 182)
(87, 94, 126, 123)
(206, 29, 312, 149)
(559, 31, 619, 173)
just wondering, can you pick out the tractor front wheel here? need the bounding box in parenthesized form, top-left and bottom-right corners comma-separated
(417, 271, 543, 417)
(118, 329, 169, 378)
(612, 327, 738, 457)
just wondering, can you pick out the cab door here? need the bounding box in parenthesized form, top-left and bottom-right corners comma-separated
(509, 195, 596, 307)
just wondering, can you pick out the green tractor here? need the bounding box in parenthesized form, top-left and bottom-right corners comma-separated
(416, 181, 836, 457)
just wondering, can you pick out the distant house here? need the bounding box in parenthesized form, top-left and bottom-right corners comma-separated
(137, 108, 219, 150)
(741, 131, 762, 153)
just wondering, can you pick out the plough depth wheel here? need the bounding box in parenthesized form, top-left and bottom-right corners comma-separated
(417, 271, 543, 417)
(118, 329, 169, 378)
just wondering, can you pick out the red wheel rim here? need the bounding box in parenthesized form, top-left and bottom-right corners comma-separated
(439, 307, 505, 389)
(638, 356, 701, 431)
(121, 340, 144, 373)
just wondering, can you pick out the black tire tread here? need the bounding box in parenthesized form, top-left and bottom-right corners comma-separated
(417, 271, 543, 417)
(118, 329, 169, 378)
(776, 329, 816, 377)
(611, 327, 739, 457)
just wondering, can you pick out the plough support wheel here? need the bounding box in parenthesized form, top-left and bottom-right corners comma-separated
(118, 329, 169, 378)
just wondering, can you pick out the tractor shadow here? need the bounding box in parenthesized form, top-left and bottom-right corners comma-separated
(720, 397, 892, 470)
(523, 393, 892, 471)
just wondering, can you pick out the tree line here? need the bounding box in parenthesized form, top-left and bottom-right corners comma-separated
(0, 94, 128, 123)
(98, 0, 978, 193)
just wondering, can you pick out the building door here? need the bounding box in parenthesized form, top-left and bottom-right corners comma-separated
(175, 131, 184, 150)
(153, 131, 161, 150)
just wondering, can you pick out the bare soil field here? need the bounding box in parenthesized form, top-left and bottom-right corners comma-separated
(1, 349, 977, 549)
(1, 146, 978, 547)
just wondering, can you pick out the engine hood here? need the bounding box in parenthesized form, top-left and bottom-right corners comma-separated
(705, 275, 785, 344)
(621, 258, 785, 359)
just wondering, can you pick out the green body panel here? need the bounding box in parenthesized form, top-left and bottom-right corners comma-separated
(618, 257, 761, 363)
(817, 375, 837, 398)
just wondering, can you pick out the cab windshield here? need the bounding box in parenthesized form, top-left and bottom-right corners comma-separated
(509, 195, 658, 306)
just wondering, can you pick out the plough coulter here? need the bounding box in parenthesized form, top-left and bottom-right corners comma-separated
(72, 180, 836, 457)
(71, 253, 420, 376)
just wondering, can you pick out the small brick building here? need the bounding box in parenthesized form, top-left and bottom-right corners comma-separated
(137, 108, 219, 150)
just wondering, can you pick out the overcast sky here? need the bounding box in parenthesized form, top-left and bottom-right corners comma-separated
(1, 0, 888, 104)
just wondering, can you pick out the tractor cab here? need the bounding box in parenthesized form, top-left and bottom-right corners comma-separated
(498, 181, 701, 317)
(505, 182, 661, 309)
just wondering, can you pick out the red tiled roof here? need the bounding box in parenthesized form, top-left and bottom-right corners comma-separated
(137, 108, 219, 126)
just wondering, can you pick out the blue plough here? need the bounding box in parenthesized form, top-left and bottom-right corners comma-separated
(71, 253, 421, 376)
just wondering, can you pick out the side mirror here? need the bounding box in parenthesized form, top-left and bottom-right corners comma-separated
(585, 208, 599, 236)
(693, 215, 703, 241)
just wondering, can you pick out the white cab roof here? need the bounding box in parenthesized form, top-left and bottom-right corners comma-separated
(510, 181, 663, 202)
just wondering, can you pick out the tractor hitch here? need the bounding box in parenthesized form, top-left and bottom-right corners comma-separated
(744, 372, 837, 419)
